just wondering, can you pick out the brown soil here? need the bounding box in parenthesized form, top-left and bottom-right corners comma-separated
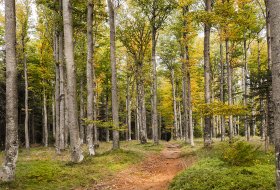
(90, 143, 196, 190)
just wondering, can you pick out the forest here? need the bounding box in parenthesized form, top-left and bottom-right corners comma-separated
(0, 0, 280, 189)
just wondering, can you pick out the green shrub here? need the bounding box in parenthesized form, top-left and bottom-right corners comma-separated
(221, 140, 260, 166)
(169, 158, 275, 190)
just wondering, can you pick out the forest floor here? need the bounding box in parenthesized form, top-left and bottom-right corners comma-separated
(89, 143, 197, 190)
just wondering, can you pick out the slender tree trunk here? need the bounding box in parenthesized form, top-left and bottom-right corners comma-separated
(203, 0, 212, 147)
(126, 74, 132, 141)
(107, 0, 120, 149)
(86, 0, 95, 155)
(105, 94, 110, 142)
(80, 83, 85, 144)
(178, 101, 182, 139)
(265, 0, 274, 145)
(182, 6, 189, 143)
(268, 0, 280, 187)
(62, 0, 84, 162)
(186, 47, 194, 146)
(226, 39, 233, 142)
(220, 41, 225, 141)
(171, 68, 178, 139)
(0, 0, 18, 181)
(52, 95, 56, 139)
(32, 111, 35, 144)
(258, 37, 265, 139)
(159, 112, 162, 140)
(43, 88, 48, 147)
(243, 38, 250, 141)
(136, 94, 140, 141)
(59, 31, 65, 150)
(151, 27, 159, 145)
(54, 32, 60, 153)
(24, 47, 29, 149)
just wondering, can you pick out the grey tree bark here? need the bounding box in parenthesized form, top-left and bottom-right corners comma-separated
(43, 88, 48, 147)
(151, 28, 159, 145)
(243, 38, 250, 141)
(226, 39, 233, 142)
(107, 0, 120, 149)
(54, 33, 60, 153)
(62, 0, 84, 162)
(136, 63, 147, 144)
(258, 37, 265, 140)
(126, 73, 132, 141)
(268, 0, 280, 187)
(79, 83, 85, 144)
(203, 0, 212, 147)
(265, 0, 274, 145)
(219, 41, 225, 141)
(59, 29, 65, 150)
(182, 6, 189, 143)
(0, 0, 18, 181)
(105, 94, 110, 142)
(52, 95, 56, 139)
(23, 42, 29, 149)
(187, 63, 194, 146)
(86, 0, 95, 155)
(171, 68, 178, 139)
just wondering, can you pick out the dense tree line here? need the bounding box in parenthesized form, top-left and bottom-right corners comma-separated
(1, 0, 280, 186)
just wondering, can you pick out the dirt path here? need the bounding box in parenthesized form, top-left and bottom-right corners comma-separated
(91, 143, 196, 190)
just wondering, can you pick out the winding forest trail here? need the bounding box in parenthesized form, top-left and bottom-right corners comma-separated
(92, 143, 196, 190)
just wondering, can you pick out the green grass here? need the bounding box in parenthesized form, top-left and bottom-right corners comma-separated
(0, 140, 164, 190)
(169, 138, 276, 190)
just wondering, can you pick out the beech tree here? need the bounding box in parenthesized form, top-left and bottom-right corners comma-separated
(0, 0, 18, 182)
(86, 0, 95, 155)
(268, 0, 280, 188)
(107, 0, 120, 149)
(62, 0, 83, 162)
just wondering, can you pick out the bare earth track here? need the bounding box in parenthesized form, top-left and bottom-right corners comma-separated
(90, 143, 196, 190)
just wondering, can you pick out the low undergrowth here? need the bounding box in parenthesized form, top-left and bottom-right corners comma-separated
(169, 139, 275, 190)
(0, 140, 163, 190)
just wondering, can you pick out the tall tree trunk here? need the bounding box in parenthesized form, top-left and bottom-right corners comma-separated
(59, 30, 65, 150)
(43, 88, 48, 147)
(80, 83, 85, 144)
(268, 0, 280, 187)
(258, 36, 265, 139)
(265, 0, 274, 145)
(64, 79, 69, 147)
(243, 38, 250, 141)
(151, 27, 159, 145)
(226, 39, 233, 142)
(126, 74, 132, 141)
(171, 68, 178, 139)
(62, 0, 84, 162)
(220, 41, 225, 141)
(23, 45, 29, 149)
(178, 101, 182, 139)
(182, 6, 189, 143)
(203, 0, 212, 147)
(107, 0, 120, 149)
(54, 32, 60, 153)
(105, 94, 110, 142)
(32, 110, 35, 144)
(86, 0, 95, 155)
(187, 65, 194, 146)
(159, 112, 162, 140)
(0, 0, 18, 181)
(52, 94, 56, 139)
(136, 94, 140, 141)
